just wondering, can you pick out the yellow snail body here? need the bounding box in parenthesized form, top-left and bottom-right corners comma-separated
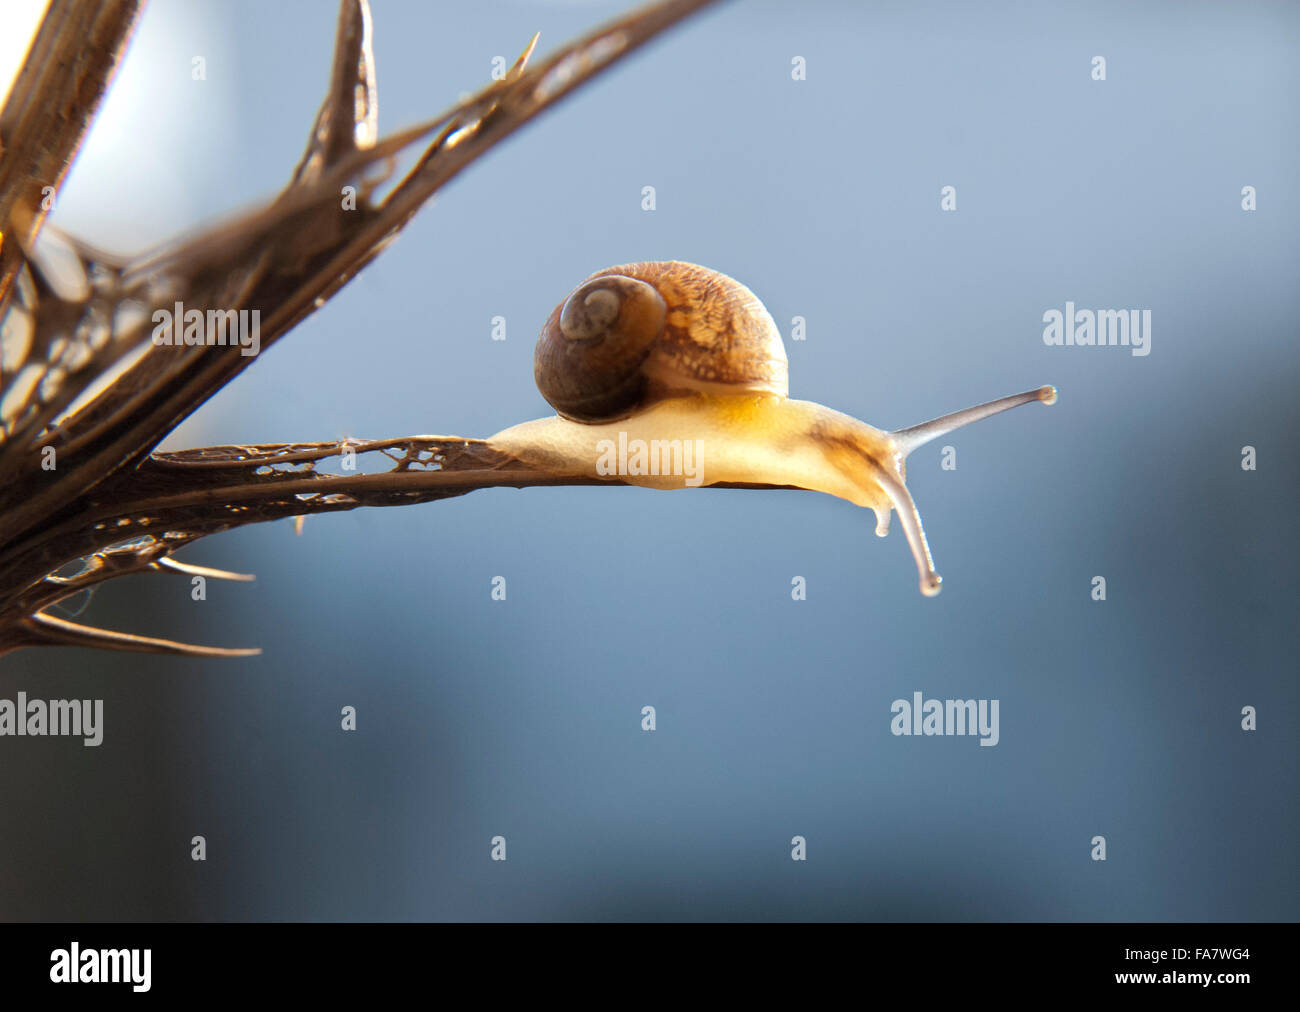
(489, 261, 1056, 596)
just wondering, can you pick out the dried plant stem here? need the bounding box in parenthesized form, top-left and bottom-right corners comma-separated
(0, 0, 725, 656)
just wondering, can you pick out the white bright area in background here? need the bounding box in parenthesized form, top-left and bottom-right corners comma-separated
(1, 0, 237, 252)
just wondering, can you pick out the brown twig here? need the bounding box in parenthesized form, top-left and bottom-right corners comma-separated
(0, 0, 726, 657)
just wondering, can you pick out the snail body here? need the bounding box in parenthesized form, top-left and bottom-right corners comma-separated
(489, 261, 1056, 596)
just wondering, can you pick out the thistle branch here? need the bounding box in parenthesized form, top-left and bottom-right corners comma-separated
(0, 0, 725, 657)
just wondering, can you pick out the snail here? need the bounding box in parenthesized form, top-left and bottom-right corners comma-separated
(489, 261, 1056, 596)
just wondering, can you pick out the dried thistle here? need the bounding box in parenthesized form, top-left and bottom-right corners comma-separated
(0, 0, 722, 657)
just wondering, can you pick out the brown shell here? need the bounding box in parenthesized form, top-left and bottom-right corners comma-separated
(533, 261, 789, 422)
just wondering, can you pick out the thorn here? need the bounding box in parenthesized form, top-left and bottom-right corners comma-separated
(509, 32, 540, 81)
(26, 612, 261, 657)
(291, 0, 379, 186)
(151, 557, 256, 582)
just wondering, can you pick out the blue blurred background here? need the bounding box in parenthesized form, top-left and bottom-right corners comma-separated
(1, 0, 1296, 920)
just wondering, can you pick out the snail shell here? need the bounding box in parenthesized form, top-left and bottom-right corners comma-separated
(533, 261, 789, 422)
